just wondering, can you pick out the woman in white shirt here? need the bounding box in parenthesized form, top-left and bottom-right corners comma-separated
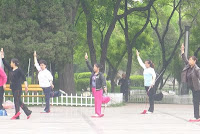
(136, 50, 156, 114)
(34, 51, 61, 113)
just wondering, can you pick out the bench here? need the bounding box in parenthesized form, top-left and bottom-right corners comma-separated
(4, 84, 45, 105)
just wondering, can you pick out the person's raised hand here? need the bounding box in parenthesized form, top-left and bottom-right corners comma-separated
(136, 49, 140, 57)
(85, 53, 88, 60)
(181, 43, 185, 54)
(33, 51, 37, 57)
(1, 48, 4, 58)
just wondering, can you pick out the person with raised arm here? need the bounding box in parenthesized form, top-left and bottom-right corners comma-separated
(1, 48, 32, 120)
(181, 44, 200, 122)
(136, 50, 156, 114)
(34, 51, 62, 113)
(85, 53, 110, 117)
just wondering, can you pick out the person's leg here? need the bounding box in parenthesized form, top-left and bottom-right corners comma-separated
(18, 90, 32, 117)
(92, 88, 97, 114)
(43, 87, 51, 112)
(192, 90, 200, 119)
(125, 89, 129, 102)
(50, 91, 61, 98)
(0, 86, 4, 109)
(102, 94, 110, 104)
(95, 89, 103, 116)
(148, 88, 155, 112)
(12, 90, 21, 119)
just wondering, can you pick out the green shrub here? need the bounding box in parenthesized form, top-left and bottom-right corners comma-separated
(76, 72, 91, 80)
(106, 81, 111, 91)
(129, 75, 144, 87)
(75, 78, 90, 92)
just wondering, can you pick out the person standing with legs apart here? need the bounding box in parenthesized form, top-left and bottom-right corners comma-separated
(136, 50, 156, 114)
(34, 51, 61, 113)
(85, 53, 110, 118)
(181, 44, 200, 122)
(1, 48, 32, 120)
(0, 67, 7, 110)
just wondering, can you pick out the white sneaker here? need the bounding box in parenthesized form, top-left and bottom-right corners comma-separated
(59, 89, 66, 94)
(146, 111, 153, 114)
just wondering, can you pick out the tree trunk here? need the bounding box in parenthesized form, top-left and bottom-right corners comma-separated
(59, 53, 75, 95)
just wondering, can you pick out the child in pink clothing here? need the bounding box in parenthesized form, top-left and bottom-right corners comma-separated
(85, 53, 110, 117)
(0, 67, 7, 110)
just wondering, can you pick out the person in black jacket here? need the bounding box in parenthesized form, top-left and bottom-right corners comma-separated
(118, 73, 129, 102)
(1, 48, 32, 120)
(85, 53, 110, 117)
(181, 44, 200, 122)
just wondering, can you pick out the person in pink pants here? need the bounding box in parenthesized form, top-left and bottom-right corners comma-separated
(85, 53, 110, 117)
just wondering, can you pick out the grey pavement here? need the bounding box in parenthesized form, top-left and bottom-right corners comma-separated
(0, 104, 200, 134)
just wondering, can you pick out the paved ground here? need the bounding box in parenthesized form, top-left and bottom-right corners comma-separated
(0, 103, 200, 134)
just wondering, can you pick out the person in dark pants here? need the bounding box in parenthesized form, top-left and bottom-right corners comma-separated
(1, 48, 32, 120)
(181, 44, 200, 122)
(136, 50, 156, 114)
(0, 67, 7, 110)
(34, 51, 61, 113)
(118, 73, 129, 102)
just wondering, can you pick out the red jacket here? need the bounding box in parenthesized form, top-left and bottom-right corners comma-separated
(0, 67, 7, 87)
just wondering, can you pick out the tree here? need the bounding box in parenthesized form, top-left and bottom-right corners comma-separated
(149, 0, 200, 91)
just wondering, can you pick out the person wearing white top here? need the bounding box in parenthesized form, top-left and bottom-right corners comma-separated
(136, 50, 156, 114)
(34, 51, 61, 113)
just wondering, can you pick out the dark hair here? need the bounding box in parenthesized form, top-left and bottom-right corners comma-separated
(39, 60, 47, 66)
(145, 60, 155, 68)
(94, 63, 102, 69)
(189, 56, 198, 62)
(11, 58, 20, 67)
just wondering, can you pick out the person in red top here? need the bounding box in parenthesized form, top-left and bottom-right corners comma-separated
(0, 67, 7, 110)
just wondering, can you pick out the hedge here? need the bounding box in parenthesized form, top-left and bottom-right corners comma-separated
(129, 75, 144, 87)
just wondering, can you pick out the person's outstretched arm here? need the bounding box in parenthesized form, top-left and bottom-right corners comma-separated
(33, 51, 41, 72)
(181, 44, 189, 65)
(85, 53, 93, 72)
(136, 50, 145, 69)
(1, 48, 12, 71)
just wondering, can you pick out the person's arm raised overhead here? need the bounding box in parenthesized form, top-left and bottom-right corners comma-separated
(1, 48, 12, 71)
(181, 43, 189, 65)
(136, 50, 145, 69)
(33, 51, 41, 71)
(85, 53, 93, 72)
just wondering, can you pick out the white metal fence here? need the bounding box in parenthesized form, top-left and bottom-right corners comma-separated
(3, 91, 123, 106)
(4, 91, 95, 107)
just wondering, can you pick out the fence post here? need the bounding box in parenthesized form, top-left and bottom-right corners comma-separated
(90, 94, 93, 107)
(32, 92, 34, 105)
(81, 94, 82, 106)
(76, 94, 77, 106)
(86, 95, 87, 107)
(37, 92, 39, 105)
(71, 93, 73, 106)
(27, 92, 29, 105)
(61, 94, 63, 106)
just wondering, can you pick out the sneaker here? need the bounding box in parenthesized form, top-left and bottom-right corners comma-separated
(189, 118, 200, 122)
(146, 111, 153, 114)
(59, 89, 66, 95)
(91, 114, 104, 118)
(27, 111, 32, 119)
(40, 110, 50, 113)
(11, 112, 21, 120)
